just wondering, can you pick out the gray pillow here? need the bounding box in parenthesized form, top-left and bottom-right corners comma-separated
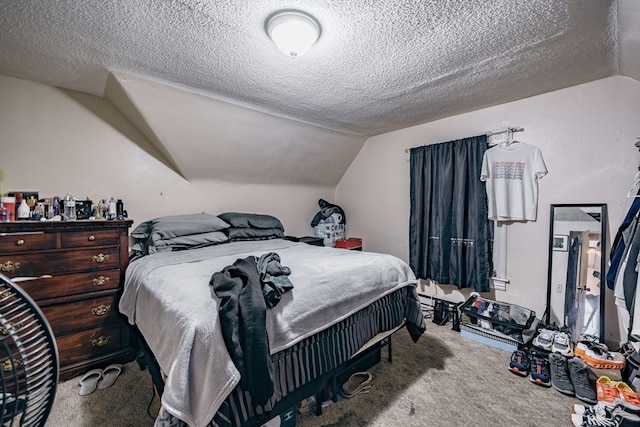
(131, 213, 230, 240)
(226, 227, 285, 241)
(217, 212, 284, 231)
(149, 231, 229, 253)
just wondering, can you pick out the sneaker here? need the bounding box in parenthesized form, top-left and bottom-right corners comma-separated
(576, 335, 609, 357)
(533, 327, 556, 351)
(573, 399, 623, 416)
(509, 349, 530, 377)
(571, 406, 640, 427)
(549, 352, 574, 395)
(529, 351, 551, 387)
(616, 381, 640, 408)
(552, 329, 574, 356)
(569, 357, 598, 404)
(598, 376, 621, 404)
(571, 403, 616, 426)
(579, 347, 627, 370)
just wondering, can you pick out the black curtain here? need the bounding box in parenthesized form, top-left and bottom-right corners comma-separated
(409, 136, 493, 292)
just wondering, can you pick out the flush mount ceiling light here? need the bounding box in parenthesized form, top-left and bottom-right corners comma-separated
(266, 10, 321, 58)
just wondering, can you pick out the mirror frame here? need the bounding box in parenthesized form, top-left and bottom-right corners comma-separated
(544, 203, 607, 343)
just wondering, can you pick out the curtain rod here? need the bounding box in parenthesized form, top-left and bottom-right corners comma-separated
(486, 126, 524, 137)
(404, 127, 525, 153)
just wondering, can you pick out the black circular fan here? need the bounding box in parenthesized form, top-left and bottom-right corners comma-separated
(1, 273, 59, 426)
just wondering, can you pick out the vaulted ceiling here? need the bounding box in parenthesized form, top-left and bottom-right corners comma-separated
(1, 1, 638, 185)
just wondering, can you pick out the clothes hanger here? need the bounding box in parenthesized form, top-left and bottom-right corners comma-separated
(503, 129, 521, 147)
(626, 170, 640, 198)
(628, 138, 640, 197)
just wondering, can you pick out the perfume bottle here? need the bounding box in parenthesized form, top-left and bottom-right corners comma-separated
(0, 203, 9, 222)
(108, 197, 117, 220)
(17, 198, 30, 220)
(51, 196, 60, 217)
(98, 199, 109, 219)
(63, 194, 76, 221)
(33, 202, 45, 220)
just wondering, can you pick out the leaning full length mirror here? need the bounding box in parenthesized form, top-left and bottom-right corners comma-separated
(545, 204, 607, 343)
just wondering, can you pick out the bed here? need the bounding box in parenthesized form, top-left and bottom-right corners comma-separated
(119, 213, 426, 427)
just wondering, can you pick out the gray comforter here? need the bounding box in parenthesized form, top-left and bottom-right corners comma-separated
(119, 239, 418, 427)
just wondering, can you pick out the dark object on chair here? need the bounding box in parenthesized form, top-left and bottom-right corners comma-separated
(1, 273, 59, 427)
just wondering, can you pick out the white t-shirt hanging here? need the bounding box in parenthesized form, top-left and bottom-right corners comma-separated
(480, 142, 547, 221)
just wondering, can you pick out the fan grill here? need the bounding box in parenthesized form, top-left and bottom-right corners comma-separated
(1, 274, 59, 427)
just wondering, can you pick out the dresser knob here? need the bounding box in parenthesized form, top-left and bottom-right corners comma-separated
(91, 304, 112, 316)
(92, 335, 111, 347)
(93, 276, 110, 286)
(0, 261, 20, 273)
(2, 358, 22, 372)
(92, 253, 109, 263)
(0, 322, 23, 335)
(16, 239, 24, 246)
(88, 235, 95, 241)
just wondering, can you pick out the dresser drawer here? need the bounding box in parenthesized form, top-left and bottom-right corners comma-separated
(42, 294, 121, 336)
(17, 269, 121, 300)
(56, 323, 123, 366)
(0, 246, 120, 277)
(60, 230, 121, 248)
(0, 232, 57, 253)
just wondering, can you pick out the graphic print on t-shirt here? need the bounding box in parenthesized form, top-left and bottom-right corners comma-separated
(493, 161, 525, 180)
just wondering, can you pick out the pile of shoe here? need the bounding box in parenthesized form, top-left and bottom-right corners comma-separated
(509, 326, 599, 404)
(570, 376, 640, 426)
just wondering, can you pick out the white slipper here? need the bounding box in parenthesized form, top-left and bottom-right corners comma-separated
(97, 364, 122, 390)
(78, 369, 103, 396)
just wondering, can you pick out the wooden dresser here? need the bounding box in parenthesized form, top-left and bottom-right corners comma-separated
(0, 220, 134, 381)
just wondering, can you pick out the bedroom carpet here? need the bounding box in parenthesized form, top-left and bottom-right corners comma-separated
(47, 324, 580, 427)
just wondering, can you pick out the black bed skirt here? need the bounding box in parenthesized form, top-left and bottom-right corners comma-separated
(151, 285, 425, 427)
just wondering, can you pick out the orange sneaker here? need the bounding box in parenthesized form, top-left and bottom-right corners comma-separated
(596, 376, 619, 404)
(616, 381, 640, 408)
(578, 347, 626, 370)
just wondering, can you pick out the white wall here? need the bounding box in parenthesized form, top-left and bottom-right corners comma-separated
(0, 75, 332, 237)
(336, 76, 640, 345)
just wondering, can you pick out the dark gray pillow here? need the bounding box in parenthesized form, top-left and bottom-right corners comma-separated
(217, 212, 284, 231)
(150, 231, 229, 253)
(131, 213, 230, 240)
(225, 227, 285, 241)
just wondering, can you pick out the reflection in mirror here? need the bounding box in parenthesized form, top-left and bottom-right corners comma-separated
(545, 204, 607, 343)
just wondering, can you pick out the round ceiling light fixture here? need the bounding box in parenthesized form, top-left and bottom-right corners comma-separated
(266, 10, 321, 58)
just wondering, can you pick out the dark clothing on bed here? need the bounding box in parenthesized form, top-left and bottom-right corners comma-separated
(210, 256, 275, 406)
(256, 252, 293, 308)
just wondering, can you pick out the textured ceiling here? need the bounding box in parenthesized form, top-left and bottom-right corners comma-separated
(0, 0, 638, 185)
